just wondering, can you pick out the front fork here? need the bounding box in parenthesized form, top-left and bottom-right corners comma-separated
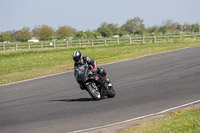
(91, 82, 98, 91)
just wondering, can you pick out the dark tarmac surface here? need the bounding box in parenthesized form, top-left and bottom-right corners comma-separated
(0, 47, 200, 133)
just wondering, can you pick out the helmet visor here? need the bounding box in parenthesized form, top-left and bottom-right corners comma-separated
(73, 56, 81, 63)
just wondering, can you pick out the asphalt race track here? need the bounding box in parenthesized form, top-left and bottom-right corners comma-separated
(0, 47, 200, 133)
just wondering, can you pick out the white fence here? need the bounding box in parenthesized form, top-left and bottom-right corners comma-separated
(0, 34, 200, 52)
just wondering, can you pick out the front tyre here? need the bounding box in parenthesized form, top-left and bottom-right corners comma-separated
(86, 82, 101, 101)
(107, 86, 115, 98)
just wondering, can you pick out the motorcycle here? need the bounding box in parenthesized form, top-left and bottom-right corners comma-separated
(75, 64, 115, 100)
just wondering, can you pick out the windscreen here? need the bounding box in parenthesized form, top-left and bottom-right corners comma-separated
(75, 65, 89, 82)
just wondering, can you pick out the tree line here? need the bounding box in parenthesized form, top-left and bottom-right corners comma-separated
(0, 17, 199, 42)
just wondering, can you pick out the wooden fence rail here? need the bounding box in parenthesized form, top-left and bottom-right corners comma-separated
(0, 34, 200, 52)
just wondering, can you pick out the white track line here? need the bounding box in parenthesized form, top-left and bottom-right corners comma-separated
(0, 46, 197, 87)
(72, 99, 200, 133)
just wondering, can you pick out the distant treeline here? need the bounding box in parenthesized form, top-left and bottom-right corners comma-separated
(0, 17, 199, 42)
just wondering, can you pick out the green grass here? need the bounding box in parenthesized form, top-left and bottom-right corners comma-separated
(0, 41, 200, 85)
(121, 106, 200, 133)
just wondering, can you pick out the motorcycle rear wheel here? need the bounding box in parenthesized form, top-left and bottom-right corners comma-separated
(86, 82, 101, 101)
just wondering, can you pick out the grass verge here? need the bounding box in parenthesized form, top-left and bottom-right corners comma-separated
(0, 42, 200, 85)
(121, 105, 200, 133)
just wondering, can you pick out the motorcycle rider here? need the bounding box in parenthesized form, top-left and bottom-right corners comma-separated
(72, 51, 110, 93)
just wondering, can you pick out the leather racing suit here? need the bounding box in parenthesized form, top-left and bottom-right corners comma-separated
(74, 56, 108, 91)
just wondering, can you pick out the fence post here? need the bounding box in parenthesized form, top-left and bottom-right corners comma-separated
(104, 39, 106, 45)
(154, 36, 156, 43)
(66, 40, 68, 48)
(3, 44, 5, 52)
(28, 43, 30, 50)
(143, 36, 145, 43)
(129, 37, 132, 44)
(16, 43, 18, 51)
(180, 35, 182, 42)
(117, 38, 119, 44)
(92, 39, 94, 46)
(79, 40, 81, 47)
(54, 41, 56, 48)
(41, 41, 43, 49)
(192, 35, 195, 42)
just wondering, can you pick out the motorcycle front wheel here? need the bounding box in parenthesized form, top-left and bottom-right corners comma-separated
(86, 82, 101, 101)
(107, 86, 116, 98)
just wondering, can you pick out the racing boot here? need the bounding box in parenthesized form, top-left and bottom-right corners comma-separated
(93, 74, 108, 98)
(99, 75, 110, 98)
(100, 81, 109, 98)
(104, 77, 113, 88)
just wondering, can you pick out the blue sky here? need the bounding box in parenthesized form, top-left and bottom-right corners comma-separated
(0, 0, 200, 32)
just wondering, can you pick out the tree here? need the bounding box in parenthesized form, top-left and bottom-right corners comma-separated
(56, 25, 76, 40)
(97, 22, 120, 37)
(106, 23, 121, 35)
(9, 30, 18, 42)
(162, 19, 174, 27)
(97, 27, 112, 37)
(16, 27, 32, 42)
(147, 25, 159, 34)
(38, 25, 55, 41)
(0, 32, 12, 42)
(158, 26, 167, 34)
(162, 19, 175, 33)
(74, 31, 87, 39)
(84, 30, 97, 38)
(0, 34, 2, 42)
(32, 26, 40, 36)
(121, 17, 146, 35)
(191, 24, 199, 32)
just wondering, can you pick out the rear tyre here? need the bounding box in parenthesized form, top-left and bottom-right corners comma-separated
(86, 82, 101, 101)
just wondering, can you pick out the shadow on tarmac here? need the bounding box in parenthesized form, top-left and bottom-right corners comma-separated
(49, 97, 94, 102)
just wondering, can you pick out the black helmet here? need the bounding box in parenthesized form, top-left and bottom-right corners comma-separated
(72, 51, 82, 63)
